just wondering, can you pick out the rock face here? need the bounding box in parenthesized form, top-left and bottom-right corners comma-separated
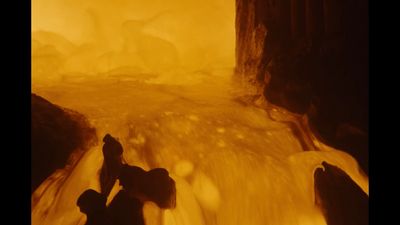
(31, 94, 97, 192)
(236, 0, 368, 174)
(314, 162, 368, 225)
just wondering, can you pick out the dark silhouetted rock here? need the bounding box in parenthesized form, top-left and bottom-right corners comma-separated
(107, 190, 145, 225)
(77, 189, 113, 225)
(235, 0, 368, 173)
(314, 162, 368, 225)
(31, 93, 97, 192)
(119, 165, 176, 209)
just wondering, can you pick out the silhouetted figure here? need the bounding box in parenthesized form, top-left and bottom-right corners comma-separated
(100, 134, 124, 196)
(77, 189, 113, 225)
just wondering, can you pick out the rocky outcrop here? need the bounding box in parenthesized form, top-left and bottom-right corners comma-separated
(314, 162, 368, 225)
(236, 0, 368, 173)
(31, 94, 97, 192)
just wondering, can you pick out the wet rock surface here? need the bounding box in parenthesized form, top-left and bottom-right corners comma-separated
(314, 162, 368, 225)
(31, 93, 97, 192)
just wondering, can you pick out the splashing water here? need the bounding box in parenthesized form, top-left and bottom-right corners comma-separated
(31, 68, 368, 225)
(31, 1, 367, 224)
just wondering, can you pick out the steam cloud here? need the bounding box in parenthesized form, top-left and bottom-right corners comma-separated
(32, 0, 235, 84)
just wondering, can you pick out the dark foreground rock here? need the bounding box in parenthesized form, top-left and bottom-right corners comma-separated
(31, 93, 97, 192)
(314, 162, 368, 225)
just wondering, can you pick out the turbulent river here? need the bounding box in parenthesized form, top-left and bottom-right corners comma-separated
(31, 69, 368, 225)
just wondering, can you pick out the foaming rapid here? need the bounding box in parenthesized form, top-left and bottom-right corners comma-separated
(31, 68, 368, 225)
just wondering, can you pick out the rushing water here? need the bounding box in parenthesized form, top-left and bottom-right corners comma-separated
(31, 69, 368, 225)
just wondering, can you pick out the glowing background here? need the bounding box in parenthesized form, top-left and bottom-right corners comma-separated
(32, 0, 235, 83)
